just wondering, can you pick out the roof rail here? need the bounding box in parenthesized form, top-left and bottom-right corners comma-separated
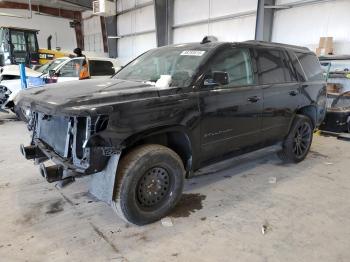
(244, 40, 310, 51)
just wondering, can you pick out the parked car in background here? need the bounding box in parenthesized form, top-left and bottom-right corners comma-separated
(319, 55, 350, 134)
(319, 55, 350, 92)
(0, 56, 121, 119)
(17, 40, 326, 225)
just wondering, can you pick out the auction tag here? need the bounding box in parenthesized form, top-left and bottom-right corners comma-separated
(180, 50, 206, 56)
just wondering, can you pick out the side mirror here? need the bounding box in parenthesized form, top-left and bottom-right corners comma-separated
(213, 71, 229, 85)
(204, 71, 229, 86)
(49, 69, 56, 78)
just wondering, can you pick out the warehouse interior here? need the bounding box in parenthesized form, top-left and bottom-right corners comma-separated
(1, 0, 350, 261)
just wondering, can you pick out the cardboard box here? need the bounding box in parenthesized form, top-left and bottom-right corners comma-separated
(317, 37, 333, 55)
(319, 37, 333, 48)
(326, 83, 342, 94)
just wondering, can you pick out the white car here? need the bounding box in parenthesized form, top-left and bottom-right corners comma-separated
(0, 56, 121, 117)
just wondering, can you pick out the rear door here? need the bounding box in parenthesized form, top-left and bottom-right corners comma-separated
(199, 46, 263, 164)
(254, 47, 300, 143)
(291, 51, 326, 126)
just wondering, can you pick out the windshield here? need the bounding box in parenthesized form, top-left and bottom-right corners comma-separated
(36, 58, 67, 74)
(115, 46, 209, 87)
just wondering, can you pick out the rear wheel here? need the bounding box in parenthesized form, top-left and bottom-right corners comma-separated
(114, 144, 185, 225)
(278, 115, 313, 163)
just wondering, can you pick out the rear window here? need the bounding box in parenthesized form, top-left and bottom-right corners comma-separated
(89, 60, 115, 76)
(295, 52, 323, 81)
(256, 48, 295, 84)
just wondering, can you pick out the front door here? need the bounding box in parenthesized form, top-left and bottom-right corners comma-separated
(199, 47, 263, 164)
(56, 58, 85, 82)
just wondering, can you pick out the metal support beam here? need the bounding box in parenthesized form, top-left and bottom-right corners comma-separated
(255, 0, 275, 42)
(105, 15, 118, 58)
(154, 0, 174, 47)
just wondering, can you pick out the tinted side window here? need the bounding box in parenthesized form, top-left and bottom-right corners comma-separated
(282, 51, 298, 82)
(89, 60, 115, 76)
(289, 51, 307, 82)
(296, 52, 323, 81)
(209, 48, 254, 86)
(256, 48, 294, 84)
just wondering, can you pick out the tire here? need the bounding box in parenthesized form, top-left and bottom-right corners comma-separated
(278, 115, 313, 163)
(114, 144, 185, 225)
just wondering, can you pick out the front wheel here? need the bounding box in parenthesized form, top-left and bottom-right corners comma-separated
(278, 115, 313, 163)
(114, 144, 185, 225)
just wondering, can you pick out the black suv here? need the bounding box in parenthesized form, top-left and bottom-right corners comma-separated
(17, 40, 326, 225)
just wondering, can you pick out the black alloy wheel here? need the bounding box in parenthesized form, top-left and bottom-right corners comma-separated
(278, 115, 313, 163)
(293, 121, 312, 158)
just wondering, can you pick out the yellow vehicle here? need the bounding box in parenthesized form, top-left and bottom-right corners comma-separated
(38, 48, 70, 65)
(0, 26, 71, 67)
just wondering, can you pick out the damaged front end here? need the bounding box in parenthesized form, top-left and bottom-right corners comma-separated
(21, 112, 113, 184)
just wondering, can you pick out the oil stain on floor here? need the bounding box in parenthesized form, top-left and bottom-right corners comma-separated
(46, 199, 65, 214)
(170, 193, 206, 218)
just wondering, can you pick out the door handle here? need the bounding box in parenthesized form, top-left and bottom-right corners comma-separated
(289, 90, 298, 96)
(247, 96, 260, 103)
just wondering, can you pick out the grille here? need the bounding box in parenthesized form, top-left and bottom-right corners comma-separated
(37, 115, 71, 157)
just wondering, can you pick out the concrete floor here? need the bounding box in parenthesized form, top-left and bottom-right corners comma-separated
(0, 112, 350, 262)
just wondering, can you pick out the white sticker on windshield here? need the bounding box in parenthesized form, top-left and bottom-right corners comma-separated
(180, 50, 206, 56)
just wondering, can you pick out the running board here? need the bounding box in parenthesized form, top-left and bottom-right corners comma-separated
(194, 144, 282, 177)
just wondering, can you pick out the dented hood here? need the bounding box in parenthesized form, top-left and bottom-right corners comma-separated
(15, 78, 163, 116)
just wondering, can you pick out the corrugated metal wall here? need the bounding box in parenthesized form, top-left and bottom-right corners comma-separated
(272, 0, 350, 54)
(83, 11, 105, 54)
(116, 0, 257, 64)
(116, 0, 156, 64)
(173, 0, 257, 43)
(115, 0, 350, 63)
(0, 8, 77, 51)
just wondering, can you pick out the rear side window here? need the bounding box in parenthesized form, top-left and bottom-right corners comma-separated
(208, 48, 254, 86)
(289, 51, 306, 82)
(89, 60, 115, 76)
(295, 52, 323, 81)
(256, 48, 295, 84)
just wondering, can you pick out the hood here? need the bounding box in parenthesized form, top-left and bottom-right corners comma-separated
(15, 78, 170, 116)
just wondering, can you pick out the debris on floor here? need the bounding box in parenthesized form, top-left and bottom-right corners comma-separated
(261, 221, 272, 235)
(268, 177, 277, 184)
(161, 217, 173, 227)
